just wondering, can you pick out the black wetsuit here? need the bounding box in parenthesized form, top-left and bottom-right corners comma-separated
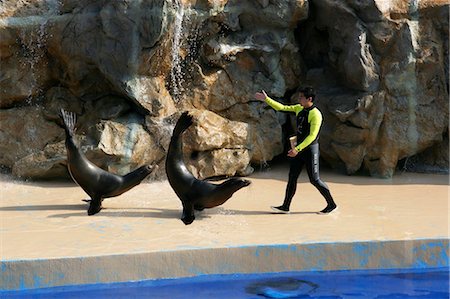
(265, 97, 336, 211)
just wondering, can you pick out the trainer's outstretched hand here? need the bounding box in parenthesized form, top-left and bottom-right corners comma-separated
(254, 90, 268, 101)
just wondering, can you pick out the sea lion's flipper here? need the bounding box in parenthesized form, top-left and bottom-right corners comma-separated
(181, 200, 195, 225)
(87, 196, 102, 216)
(172, 112, 193, 137)
(60, 109, 77, 137)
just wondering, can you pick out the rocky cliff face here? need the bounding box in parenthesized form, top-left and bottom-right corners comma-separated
(0, 0, 448, 180)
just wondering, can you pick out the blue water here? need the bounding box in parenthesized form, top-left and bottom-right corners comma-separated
(2, 268, 448, 298)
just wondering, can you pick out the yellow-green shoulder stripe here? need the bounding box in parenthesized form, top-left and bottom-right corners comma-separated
(295, 108, 323, 152)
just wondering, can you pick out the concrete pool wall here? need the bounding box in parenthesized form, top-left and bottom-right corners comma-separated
(2, 239, 449, 290)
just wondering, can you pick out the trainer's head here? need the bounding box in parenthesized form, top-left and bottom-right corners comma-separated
(297, 86, 315, 107)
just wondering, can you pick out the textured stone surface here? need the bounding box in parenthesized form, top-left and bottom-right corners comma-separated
(0, 0, 448, 179)
(0, 107, 62, 170)
(182, 109, 253, 179)
(298, 0, 449, 177)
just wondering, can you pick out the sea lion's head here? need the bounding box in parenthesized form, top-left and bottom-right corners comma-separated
(135, 164, 157, 177)
(225, 177, 251, 192)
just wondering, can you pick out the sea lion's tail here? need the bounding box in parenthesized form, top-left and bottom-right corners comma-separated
(60, 109, 77, 136)
(172, 111, 193, 137)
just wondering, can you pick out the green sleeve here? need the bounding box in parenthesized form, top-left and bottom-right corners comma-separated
(265, 96, 303, 114)
(295, 108, 322, 152)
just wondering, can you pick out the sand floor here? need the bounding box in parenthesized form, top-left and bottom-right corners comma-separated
(1, 164, 448, 261)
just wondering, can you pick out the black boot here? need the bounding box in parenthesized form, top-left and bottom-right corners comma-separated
(318, 202, 337, 214)
(271, 205, 290, 214)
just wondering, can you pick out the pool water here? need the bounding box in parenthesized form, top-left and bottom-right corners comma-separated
(2, 267, 448, 298)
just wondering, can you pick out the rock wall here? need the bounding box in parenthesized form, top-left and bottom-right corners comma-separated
(0, 0, 448, 180)
(301, 0, 449, 177)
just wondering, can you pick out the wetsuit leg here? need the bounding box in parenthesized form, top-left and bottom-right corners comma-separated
(305, 144, 336, 207)
(281, 154, 305, 210)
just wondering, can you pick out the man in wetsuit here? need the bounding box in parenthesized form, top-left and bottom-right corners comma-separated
(254, 87, 337, 214)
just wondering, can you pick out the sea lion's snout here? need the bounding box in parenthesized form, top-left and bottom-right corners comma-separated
(228, 178, 251, 188)
(146, 164, 158, 173)
(241, 179, 251, 187)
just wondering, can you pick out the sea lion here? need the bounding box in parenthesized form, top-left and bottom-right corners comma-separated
(60, 109, 154, 215)
(165, 111, 251, 225)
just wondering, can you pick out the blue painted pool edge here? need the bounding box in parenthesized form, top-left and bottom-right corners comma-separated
(2, 266, 449, 297)
(1, 238, 448, 291)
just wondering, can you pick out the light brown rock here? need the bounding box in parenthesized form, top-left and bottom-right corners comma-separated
(0, 0, 447, 179)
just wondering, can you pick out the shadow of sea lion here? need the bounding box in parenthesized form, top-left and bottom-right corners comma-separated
(0, 204, 86, 211)
(47, 208, 185, 219)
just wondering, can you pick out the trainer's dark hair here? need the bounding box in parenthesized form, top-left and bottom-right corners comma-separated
(298, 86, 315, 102)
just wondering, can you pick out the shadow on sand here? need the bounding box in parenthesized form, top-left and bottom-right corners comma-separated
(0, 204, 318, 219)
